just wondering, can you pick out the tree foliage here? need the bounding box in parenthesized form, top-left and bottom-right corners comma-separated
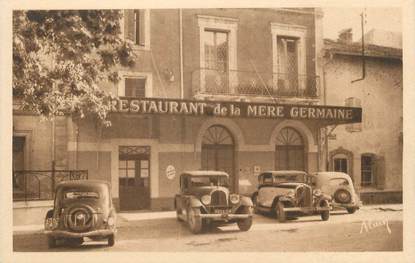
(13, 10, 135, 126)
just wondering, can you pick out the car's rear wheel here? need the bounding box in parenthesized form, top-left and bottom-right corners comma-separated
(47, 236, 57, 248)
(237, 206, 253, 231)
(277, 201, 286, 223)
(347, 207, 357, 214)
(107, 234, 115, 247)
(187, 207, 203, 234)
(320, 200, 330, 221)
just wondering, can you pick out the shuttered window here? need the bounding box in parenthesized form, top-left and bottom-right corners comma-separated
(124, 10, 146, 46)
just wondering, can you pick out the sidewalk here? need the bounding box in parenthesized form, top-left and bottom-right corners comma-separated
(13, 203, 403, 234)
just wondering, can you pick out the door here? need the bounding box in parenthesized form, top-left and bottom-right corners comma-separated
(275, 127, 305, 171)
(201, 125, 236, 192)
(119, 146, 150, 211)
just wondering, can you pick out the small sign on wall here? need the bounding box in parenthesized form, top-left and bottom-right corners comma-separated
(166, 165, 176, 180)
(254, 165, 261, 176)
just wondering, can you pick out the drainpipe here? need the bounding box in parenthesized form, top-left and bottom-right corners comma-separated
(179, 9, 184, 99)
(322, 52, 333, 171)
(351, 12, 366, 83)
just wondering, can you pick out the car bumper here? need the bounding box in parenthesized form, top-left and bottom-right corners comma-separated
(45, 229, 115, 238)
(283, 207, 330, 212)
(197, 213, 252, 220)
(332, 201, 362, 209)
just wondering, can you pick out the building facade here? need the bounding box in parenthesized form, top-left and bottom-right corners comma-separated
(323, 33, 402, 203)
(13, 8, 365, 213)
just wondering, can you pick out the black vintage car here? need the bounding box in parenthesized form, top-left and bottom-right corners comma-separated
(252, 171, 332, 222)
(44, 180, 117, 248)
(174, 171, 253, 234)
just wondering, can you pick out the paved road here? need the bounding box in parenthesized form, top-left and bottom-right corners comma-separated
(13, 205, 402, 252)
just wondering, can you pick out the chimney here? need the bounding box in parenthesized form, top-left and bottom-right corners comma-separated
(338, 28, 353, 44)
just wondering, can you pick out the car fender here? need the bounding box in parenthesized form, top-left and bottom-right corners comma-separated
(188, 196, 204, 208)
(240, 196, 253, 207)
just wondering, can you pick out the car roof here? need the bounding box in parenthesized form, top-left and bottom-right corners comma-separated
(314, 171, 352, 179)
(182, 170, 229, 177)
(56, 180, 110, 188)
(260, 170, 307, 176)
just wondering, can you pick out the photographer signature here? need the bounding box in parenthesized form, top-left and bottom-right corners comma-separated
(360, 219, 391, 234)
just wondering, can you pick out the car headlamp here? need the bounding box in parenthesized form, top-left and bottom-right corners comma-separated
(313, 189, 322, 197)
(201, 195, 211, 205)
(287, 190, 295, 198)
(230, 194, 240, 204)
(107, 216, 115, 226)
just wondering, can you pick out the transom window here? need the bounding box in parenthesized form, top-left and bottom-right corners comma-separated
(202, 125, 234, 145)
(276, 127, 303, 146)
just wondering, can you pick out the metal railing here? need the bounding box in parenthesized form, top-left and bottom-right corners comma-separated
(192, 69, 320, 99)
(13, 170, 88, 202)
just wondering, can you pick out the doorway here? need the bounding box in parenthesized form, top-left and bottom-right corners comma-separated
(118, 146, 150, 211)
(275, 127, 305, 171)
(201, 125, 236, 191)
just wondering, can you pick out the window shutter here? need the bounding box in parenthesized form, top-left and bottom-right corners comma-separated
(124, 10, 135, 42)
(374, 156, 385, 190)
(138, 10, 146, 46)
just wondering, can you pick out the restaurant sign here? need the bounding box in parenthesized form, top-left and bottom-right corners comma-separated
(111, 97, 362, 124)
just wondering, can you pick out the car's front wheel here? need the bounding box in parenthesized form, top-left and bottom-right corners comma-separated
(47, 236, 57, 248)
(187, 207, 203, 234)
(107, 234, 115, 247)
(320, 200, 330, 221)
(277, 201, 286, 223)
(237, 206, 253, 231)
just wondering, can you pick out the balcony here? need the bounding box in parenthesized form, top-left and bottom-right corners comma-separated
(192, 69, 320, 101)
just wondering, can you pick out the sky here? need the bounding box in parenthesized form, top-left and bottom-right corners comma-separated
(322, 7, 402, 41)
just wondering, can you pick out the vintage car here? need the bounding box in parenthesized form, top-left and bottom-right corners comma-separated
(44, 180, 117, 248)
(309, 172, 362, 214)
(251, 170, 332, 222)
(174, 171, 253, 234)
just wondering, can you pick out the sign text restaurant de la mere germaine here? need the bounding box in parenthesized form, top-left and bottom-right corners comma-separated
(111, 97, 362, 124)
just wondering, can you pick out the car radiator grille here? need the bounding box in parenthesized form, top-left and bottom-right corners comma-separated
(211, 190, 227, 206)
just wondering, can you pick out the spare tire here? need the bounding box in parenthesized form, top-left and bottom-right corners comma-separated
(334, 189, 352, 204)
(66, 204, 96, 232)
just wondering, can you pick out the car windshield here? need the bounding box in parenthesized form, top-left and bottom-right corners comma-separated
(190, 176, 229, 187)
(64, 191, 99, 199)
(273, 174, 306, 184)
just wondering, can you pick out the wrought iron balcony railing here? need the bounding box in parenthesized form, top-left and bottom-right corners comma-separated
(192, 69, 320, 99)
(13, 170, 88, 202)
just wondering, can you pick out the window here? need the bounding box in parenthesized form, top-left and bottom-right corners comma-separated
(361, 154, 375, 186)
(198, 15, 238, 94)
(271, 23, 307, 96)
(123, 9, 150, 48)
(13, 136, 25, 171)
(334, 158, 348, 174)
(118, 72, 152, 97)
(125, 78, 146, 98)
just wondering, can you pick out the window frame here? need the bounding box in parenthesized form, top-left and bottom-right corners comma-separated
(198, 15, 238, 94)
(117, 71, 153, 98)
(361, 154, 376, 187)
(121, 9, 151, 50)
(271, 23, 307, 93)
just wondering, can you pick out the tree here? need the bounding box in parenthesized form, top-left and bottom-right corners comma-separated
(13, 10, 135, 126)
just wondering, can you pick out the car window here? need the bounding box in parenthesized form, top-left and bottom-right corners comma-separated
(329, 178, 349, 186)
(262, 174, 273, 184)
(274, 174, 306, 183)
(190, 176, 228, 187)
(64, 191, 99, 199)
